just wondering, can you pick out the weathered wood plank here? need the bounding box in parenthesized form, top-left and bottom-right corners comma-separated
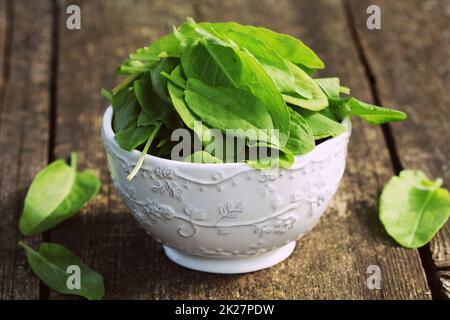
(0, 0, 7, 88)
(50, 0, 430, 299)
(0, 0, 53, 299)
(348, 0, 450, 298)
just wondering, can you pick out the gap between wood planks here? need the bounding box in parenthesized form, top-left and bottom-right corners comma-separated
(342, 0, 439, 300)
(39, 0, 61, 300)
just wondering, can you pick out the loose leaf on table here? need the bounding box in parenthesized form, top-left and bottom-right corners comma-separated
(19, 241, 104, 300)
(282, 61, 328, 111)
(379, 170, 450, 249)
(199, 21, 324, 70)
(179, 24, 291, 146)
(19, 153, 100, 236)
(329, 97, 407, 124)
(297, 109, 346, 140)
(183, 151, 223, 164)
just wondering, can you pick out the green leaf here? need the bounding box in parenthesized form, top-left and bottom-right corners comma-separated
(19, 241, 104, 300)
(19, 153, 100, 236)
(133, 73, 169, 123)
(127, 123, 162, 181)
(380, 170, 450, 248)
(116, 124, 154, 151)
(137, 111, 154, 127)
(282, 61, 328, 111)
(246, 149, 294, 170)
(180, 35, 290, 146)
(118, 33, 180, 74)
(200, 27, 312, 99)
(329, 97, 407, 124)
(183, 151, 223, 164)
(112, 86, 140, 133)
(200, 21, 324, 70)
(167, 68, 213, 146)
(320, 107, 339, 121)
(149, 57, 179, 103)
(315, 77, 340, 98)
(285, 108, 315, 155)
(297, 109, 346, 140)
(185, 78, 277, 144)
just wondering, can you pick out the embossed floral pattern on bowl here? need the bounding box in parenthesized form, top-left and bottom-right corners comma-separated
(102, 107, 351, 273)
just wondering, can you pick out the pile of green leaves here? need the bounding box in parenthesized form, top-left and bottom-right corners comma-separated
(103, 18, 406, 179)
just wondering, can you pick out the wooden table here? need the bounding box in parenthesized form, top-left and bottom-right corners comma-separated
(1, 0, 449, 300)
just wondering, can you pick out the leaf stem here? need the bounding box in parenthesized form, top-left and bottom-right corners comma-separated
(70, 152, 78, 170)
(18, 240, 29, 250)
(112, 73, 141, 95)
(127, 123, 162, 181)
(160, 71, 187, 89)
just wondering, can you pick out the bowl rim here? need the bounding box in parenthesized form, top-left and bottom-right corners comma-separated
(102, 106, 351, 169)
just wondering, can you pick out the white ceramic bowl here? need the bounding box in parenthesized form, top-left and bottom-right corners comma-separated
(102, 107, 351, 273)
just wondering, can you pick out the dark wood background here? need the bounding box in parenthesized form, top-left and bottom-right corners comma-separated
(0, 0, 449, 299)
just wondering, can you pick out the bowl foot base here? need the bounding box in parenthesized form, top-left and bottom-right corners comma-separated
(163, 242, 296, 274)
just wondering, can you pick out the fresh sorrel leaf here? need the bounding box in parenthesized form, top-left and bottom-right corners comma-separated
(19, 153, 100, 236)
(200, 21, 324, 70)
(297, 109, 346, 139)
(201, 27, 312, 99)
(315, 77, 340, 98)
(181, 33, 290, 146)
(380, 170, 450, 248)
(112, 86, 140, 133)
(149, 57, 179, 103)
(167, 67, 213, 146)
(183, 151, 223, 164)
(319, 107, 339, 122)
(19, 241, 104, 300)
(118, 33, 180, 74)
(116, 125, 154, 151)
(185, 78, 276, 143)
(285, 108, 315, 155)
(329, 97, 407, 124)
(137, 111, 154, 127)
(133, 73, 169, 122)
(282, 61, 328, 111)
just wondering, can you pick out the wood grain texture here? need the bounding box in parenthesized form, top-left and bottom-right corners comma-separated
(0, 0, 7, 88)
(0, 0, 53, 299)
(49, 0, 430, 299)
(348, 0, 450, 298)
